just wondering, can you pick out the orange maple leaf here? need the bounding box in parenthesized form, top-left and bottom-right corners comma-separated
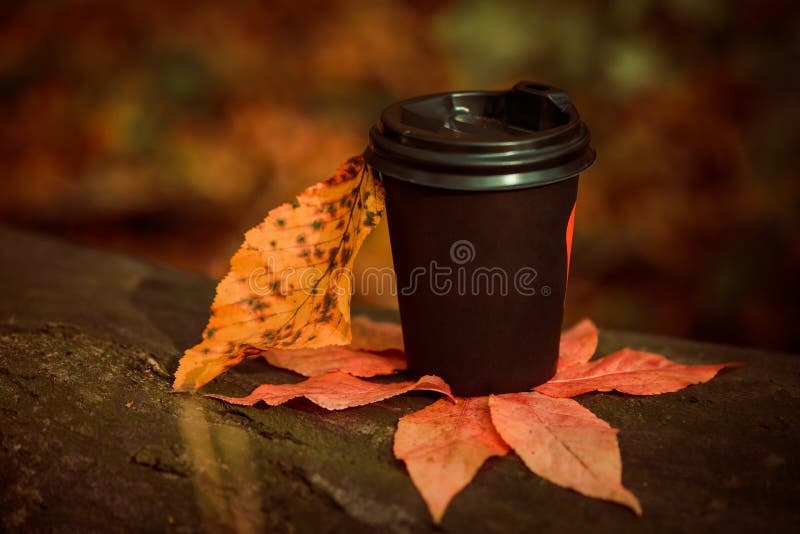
(393, 397, 510, 524)
(173, 157, 385, 391)
(489, 392, 641, 515)
(206, 371, 453, 411)
(534, 348, 737, 397)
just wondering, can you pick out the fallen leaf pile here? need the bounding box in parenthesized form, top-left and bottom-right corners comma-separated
(191, 316, 735, 522)
(174, 159, 738, 523)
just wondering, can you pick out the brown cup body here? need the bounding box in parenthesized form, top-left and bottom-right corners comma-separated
(382, 174, 578, 396)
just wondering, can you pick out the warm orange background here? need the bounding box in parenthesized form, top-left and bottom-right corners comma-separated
(1, 0, 798, 352)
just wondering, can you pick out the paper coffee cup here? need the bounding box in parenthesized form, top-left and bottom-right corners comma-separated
(365, 82, 595, 395)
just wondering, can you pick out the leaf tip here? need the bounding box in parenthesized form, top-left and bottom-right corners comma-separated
(171, 382, 194, 393)
(430, 505, 447, 525)
(415, 374, 455, 402)
(622, 489, 643, 516)
(171, 370, 194, 393)
(204, 392, 245, 405)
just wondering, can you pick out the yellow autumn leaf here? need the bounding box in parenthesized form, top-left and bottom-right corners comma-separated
(173, 156, 385, 391)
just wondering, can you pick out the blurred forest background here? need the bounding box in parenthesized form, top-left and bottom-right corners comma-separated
(1, 0, 798, 352)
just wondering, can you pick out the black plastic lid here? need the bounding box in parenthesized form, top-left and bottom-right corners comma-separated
(364, 81, 595, 191)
